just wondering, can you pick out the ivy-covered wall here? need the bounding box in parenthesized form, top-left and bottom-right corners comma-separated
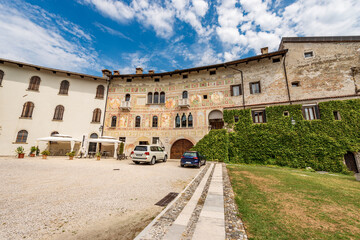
(192, 99, 360, 173)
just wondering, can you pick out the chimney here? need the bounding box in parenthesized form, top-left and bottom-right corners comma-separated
(261, 47, 268, 54)
(148, 70, 155, 74)
(113, 70, 120, 75)
(102, 69, 112, 78)
(136, 67, 143, 74)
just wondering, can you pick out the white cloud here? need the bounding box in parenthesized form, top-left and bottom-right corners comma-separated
(0, 1, 100, 74)
(94, 22, 133, 41)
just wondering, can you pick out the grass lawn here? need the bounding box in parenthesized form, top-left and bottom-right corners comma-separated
(227, 164, 360, 240)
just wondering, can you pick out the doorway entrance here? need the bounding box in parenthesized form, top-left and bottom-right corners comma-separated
(209, 110, 224, 129)
(170, 139, 194, 159)
(344, 152, 359, 173)
(88, 133, 98, 153)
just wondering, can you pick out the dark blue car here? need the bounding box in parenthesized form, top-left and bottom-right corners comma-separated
(180, 151, 206, 168)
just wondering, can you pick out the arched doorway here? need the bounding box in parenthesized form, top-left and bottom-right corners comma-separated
(209, 110, 224, 130)
(88, 133, 98, 153)
(171, 139, 194, 159)
(344, 152, 359, 173)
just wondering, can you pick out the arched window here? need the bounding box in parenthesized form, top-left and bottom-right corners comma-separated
(96, 85, 105, 99)
(148, 92, 153, 104)
(92, 108, 101, 123)
(125, 94, 131, 101)
(181, 113, 187, 128)
(51, 131, 59, 136)
(154, 92, 159, 104)
(160, 92, 165, 103)
(152, 116, 158, 128)
(188, 113, 193, 127)
(0, 70, 4, 86)
(175, 114, 180, 128)
(135, 116, 141, 128)
(111, 116, 117, 127)
(53, 105, 64, 120)
(90, 133, 98, 138)
(28, 76, 41, 91)
(182, 91, 188, 99)
(21, 102, 34, 118)
(59, 80, 69, 95)
(16, 130, 28, 143)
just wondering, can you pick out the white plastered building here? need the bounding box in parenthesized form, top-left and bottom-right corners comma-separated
(0, 58, 109, 156)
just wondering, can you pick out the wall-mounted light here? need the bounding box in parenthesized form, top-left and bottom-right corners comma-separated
(291, 117, 296, 125)
(99, 125, 103, 132)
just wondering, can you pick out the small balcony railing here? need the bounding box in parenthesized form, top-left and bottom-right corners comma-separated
(120, 100, 131, 111)
(178, 98, 190, 108)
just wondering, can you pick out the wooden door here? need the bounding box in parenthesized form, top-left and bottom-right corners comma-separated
(344, 152, 359, 173)
(171, 139, 194, 159)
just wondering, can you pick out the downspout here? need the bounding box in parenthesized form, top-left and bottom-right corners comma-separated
(282, 54, 292, 104)
(224, 64, 245, 109)
(101, 76, 111, 137)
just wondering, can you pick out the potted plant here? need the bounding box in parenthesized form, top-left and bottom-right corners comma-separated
(36, 147, 40, 156)
(30, 146, 37, 157)
(15, 146, 25, 158)
(41, 150, 50, 159)
(96, 152, 101, 161)
(66, 151, 75, 160)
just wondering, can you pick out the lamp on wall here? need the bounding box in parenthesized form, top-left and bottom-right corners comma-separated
(291, 117, 296, 125)
(99, 125, 103, 133)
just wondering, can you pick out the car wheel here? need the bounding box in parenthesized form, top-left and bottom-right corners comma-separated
(134, 161, 140, 164)
(163, 155, 167, 162)
(203, 160, 206, 165)
(181, 164, 184, 167)
(150, 157, 156, 165)
(196, 162, 201, 168)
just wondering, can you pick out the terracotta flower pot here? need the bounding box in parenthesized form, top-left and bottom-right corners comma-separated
(42, 155, 48, 159)
(18, 153, 25, 158)
(30, 154, 35, 157)
(96, 156, 101, 161)
(69, 156, 74, 160)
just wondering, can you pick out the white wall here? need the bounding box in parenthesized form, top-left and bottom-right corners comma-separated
(0, 62, 107, 156)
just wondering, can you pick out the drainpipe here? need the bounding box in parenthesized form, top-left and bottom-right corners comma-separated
(282, 54, 292, 104)
(101, 76, 111, 137)
(224, 64, 245, 109)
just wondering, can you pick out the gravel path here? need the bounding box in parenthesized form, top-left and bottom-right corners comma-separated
(0, 157, 200, 240)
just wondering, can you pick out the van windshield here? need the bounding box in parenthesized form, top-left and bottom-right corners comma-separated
(134, 146, 147, 151)
(183, 152, 197, 157)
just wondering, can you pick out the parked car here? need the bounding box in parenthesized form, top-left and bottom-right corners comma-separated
(180, 151, 206, 168)
(130, 145, 167, 165)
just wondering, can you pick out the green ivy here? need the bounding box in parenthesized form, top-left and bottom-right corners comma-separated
(193, 99, 360, 173)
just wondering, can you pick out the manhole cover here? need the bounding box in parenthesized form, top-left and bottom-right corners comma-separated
(113, 169, 120, 170)
(155, 192, 178, 206)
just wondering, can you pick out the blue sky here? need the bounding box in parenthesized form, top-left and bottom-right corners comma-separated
(0, 0, 359, 76)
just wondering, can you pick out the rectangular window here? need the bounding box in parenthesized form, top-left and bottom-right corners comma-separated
(272, 58, 280, 63)
(333, 111, 341, 120)
(139, 141, 148, 145)
(291, 81, 300, 87)
(252, 110, 266, 123)
(302, 105, 319, 120)
(231, 84, 242, 96)
(154, 78, 160, 82)
(209, 70, 216, 75)
(203, 95, 208, 99)
(126, 78, 132, 82)
(250, 82, 261, 94)
(119, 137, 126, 142)
(152, 137, 159, 144)
(183, 74, 188, 79)
(234, 116, 239, 122)
(304, 51, 314, 58)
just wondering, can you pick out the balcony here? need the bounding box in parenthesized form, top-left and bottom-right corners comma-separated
(120, 100, 131, 111)
(178, 98, 190, 108)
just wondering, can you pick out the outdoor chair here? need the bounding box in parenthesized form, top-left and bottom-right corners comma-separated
(117, 153, 126, 160)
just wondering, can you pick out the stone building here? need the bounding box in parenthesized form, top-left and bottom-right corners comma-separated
(104, 36, 360, 159)
(0, 36, 359, 167)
